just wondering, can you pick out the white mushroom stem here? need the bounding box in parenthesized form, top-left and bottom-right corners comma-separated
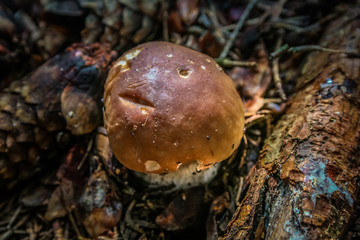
(134, 161, 220, 192)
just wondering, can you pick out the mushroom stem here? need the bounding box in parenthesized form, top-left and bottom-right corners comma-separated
(134, 161, 220, 192)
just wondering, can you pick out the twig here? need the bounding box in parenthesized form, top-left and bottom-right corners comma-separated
(0, 214, 30, 240)
(26, 221, 35, 240)
(185, 34, 195, 48)
(270, 21, 306, 32)
(289, 45, 360, 57)
(207, 0, 220, 28)
(269, 43, 289, 59)
(245, 114, 265, 127)
(77, 136, 94, 170)
(270, 44, 360, 59)
(35, 214, 49, 226)
(124, 200, 144, 234)
(263, 98, 283, 103)
(271, 33, 287, 101)
(239, 135, 248, 168)
(64, 221, 69, 240)
(272, 58, 287, 101)
(296, 12, 341, 34)
(37, 229, 53, 240)
(225, 148, 239, 165)
(270, 0, 287, 20)
(67, 213, 81, 239)
(215, 58, 257, 68)
(6, 206, 22, 229)
(219, 0, 259, 58)
(235, 177, 244, 205)
(58, 185, 83, 238)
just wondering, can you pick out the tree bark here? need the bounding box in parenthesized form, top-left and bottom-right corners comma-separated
(221, 7, 360, 240)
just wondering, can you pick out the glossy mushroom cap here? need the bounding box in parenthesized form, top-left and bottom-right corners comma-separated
(104, 41, 244, 174)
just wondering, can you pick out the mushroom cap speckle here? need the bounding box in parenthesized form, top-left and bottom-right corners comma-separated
(104, 41, 244, 174)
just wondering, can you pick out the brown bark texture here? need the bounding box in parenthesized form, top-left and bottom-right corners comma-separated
(221, 8, 360, 240)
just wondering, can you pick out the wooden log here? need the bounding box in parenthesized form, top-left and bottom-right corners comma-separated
(221, 8, 360, 240)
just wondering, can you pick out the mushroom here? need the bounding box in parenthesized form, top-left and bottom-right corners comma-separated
(104, 41, 244, 191)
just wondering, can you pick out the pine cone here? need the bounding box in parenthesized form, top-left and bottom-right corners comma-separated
(0, 4, 32, 90)
(79, 0, 164, 50)
(0, 42, 117, 190)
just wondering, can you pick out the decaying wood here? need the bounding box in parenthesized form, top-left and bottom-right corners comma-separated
(221, 8, 360, 240)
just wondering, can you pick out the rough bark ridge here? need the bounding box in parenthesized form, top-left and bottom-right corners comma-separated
(221, 8, 360, 240)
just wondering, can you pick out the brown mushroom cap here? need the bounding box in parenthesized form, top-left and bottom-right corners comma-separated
(104, 41, 244, 174)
